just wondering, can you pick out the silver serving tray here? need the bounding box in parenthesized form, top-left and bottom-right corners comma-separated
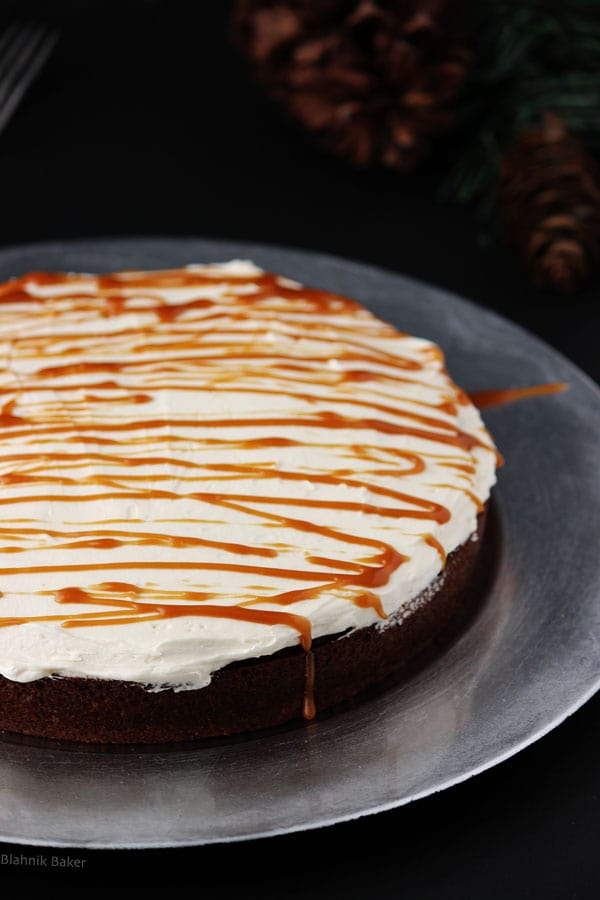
(0, 237, 599, 849)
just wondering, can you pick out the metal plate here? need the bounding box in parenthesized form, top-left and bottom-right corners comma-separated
(0, 237, 599, 849)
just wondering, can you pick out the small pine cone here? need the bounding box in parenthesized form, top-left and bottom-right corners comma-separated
(498, 112, 600, 294)
(232, 0, 470, 172)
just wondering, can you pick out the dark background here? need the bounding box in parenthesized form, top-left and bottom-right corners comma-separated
(0, 3, 599, 895)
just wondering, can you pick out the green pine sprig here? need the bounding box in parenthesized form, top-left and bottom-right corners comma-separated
(440, 0, 600, 210)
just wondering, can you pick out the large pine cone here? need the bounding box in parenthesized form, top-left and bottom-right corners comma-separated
(232, 0, 470, 172)
(498, 112, 600, 294)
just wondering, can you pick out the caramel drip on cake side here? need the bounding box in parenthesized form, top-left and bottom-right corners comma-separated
(0, 266, 496, 712)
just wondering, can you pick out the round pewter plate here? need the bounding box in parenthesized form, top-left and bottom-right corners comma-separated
(0, 237, 599, 849)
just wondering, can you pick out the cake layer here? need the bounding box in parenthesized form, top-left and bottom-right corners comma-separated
(0, 509, 488, 743)
(0, 261, 498, 696)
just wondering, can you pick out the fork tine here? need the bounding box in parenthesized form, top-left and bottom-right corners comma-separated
(0, 23, 43, 82)
(0, 24, 59, 136)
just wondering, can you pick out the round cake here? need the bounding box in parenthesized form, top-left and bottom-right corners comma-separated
(0, 261, 499, 743)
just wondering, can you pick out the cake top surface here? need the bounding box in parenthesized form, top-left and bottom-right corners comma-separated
(0, 261, 497, 689)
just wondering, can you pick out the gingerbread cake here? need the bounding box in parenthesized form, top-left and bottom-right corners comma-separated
(0, 261, 498, 743)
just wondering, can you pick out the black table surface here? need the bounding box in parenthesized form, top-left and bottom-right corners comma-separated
(1, 4, 599, 895)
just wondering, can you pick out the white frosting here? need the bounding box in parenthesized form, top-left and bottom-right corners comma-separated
(0, 261, 497, 690)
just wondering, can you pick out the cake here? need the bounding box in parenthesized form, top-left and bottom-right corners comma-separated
(0, 261, 498, 743)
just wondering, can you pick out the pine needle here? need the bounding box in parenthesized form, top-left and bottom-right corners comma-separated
(440, 0, 600, 208)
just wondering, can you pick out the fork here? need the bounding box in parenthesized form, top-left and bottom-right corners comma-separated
(0, 22, 59, 137)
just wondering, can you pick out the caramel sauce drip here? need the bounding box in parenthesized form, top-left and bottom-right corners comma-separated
(0, 266, 499, 718)
(469, 382, 568, 409)
(303, 650, 316, 720)
(423, 534, 447, 568)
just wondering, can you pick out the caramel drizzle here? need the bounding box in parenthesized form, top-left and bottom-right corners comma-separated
(469, 382, 568, 409)
(0, 267, 497, 716)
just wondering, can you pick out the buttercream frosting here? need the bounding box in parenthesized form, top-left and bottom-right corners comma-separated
(0, 261, 497, 690)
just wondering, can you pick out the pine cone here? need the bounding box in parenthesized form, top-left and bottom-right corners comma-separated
(232, 0, 470, 172)
(498, 112, 600, 294)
